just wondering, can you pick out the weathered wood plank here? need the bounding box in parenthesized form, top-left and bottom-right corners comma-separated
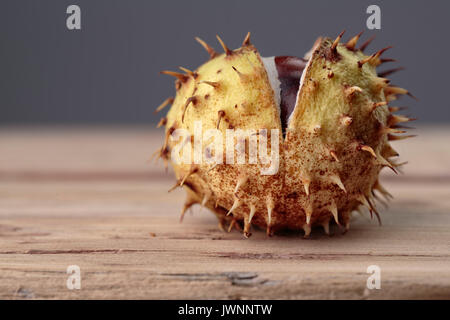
(0, 126, 449, 299)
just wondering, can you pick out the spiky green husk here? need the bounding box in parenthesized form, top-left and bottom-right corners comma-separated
(157, 32, 413, 238)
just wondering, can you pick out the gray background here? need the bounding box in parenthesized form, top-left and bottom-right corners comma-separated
(1, 0, 448, 125)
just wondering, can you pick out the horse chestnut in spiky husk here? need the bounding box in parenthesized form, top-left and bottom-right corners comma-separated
(155, 31, 415, 238)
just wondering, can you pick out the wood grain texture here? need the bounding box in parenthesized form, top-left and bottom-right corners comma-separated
(0, 126, 449, 299)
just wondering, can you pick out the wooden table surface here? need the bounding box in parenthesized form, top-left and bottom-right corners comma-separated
(0, 126, 449, 299)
